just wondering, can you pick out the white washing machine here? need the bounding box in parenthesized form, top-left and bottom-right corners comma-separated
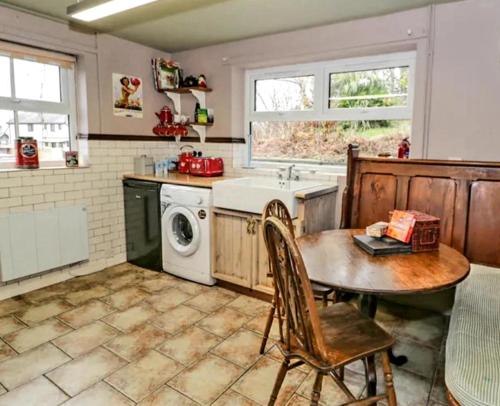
(160, 184, 215, 285)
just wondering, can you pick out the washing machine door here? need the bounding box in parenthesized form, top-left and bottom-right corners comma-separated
(165, 206, 201, 257)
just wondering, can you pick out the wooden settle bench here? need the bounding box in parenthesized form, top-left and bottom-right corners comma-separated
(340, 145, 500, 406)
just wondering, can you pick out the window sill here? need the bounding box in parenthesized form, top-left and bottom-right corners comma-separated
(240, 161, 347, 177)
(233, 164, 346, 181)
(0, 164, 90, 173)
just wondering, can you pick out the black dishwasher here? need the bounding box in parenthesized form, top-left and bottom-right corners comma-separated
(123, 179, 162, 271)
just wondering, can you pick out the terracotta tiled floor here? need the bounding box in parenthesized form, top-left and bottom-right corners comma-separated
(0, 263, 448, 405)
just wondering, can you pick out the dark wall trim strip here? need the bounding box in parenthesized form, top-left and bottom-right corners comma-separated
(81, 134, 246, 144)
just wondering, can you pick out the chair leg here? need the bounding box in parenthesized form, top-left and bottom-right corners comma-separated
(268, 359, 289, 406)
(337, 366, 344, 381)
(322, 293, 328, 308)
(382, 351, 397, 406)
(311, 371, 324, 405)
(260, 303, 275, 354)
(363, 355, 377, 397)
(276, 295, 284, 342)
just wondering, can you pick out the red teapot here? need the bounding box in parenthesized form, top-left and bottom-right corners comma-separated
(155, 106, 173, 125)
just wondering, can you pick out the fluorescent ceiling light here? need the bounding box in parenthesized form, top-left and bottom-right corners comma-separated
(67, 0, 159, 22)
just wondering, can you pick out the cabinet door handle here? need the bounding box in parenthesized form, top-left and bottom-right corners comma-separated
(248, 218, 254, 235)
(252, 219, 257, 234)
(246, 218, 252, 234)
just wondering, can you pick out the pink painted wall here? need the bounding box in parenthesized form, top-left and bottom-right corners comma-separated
(96, 34, 171, 135)
(173, 0, 500, 161)
(427, 0, 500, 160)
(2, 0, 498, 161)
(173, 7, 431, 157)
(0, 6, 171, 137)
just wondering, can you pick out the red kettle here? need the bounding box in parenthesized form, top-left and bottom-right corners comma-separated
(155, 106, 173, 126)
(178, 145, 194, 174)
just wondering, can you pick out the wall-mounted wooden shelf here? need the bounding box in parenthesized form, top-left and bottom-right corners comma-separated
(166, 87, 212, 94)
(83, 133, 245, 144)
(189, 123, 213, 127)
(164, 87, 213, 142)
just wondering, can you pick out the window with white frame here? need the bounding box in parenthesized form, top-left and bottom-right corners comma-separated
(246, 52, 416, 166)
(0, 41, 77, 167)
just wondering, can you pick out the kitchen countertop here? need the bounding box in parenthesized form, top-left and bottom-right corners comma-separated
(294, 184, 338, 199)
(123, 173, 237, 188)
(123, 173, 337, 198)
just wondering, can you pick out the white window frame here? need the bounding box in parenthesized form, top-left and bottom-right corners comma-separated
(0, 48, 77, 169)
(245, 51, 416, 167)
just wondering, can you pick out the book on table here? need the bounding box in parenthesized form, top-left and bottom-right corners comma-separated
(386, 210, 417, 243)
(353, 234, 412, 256)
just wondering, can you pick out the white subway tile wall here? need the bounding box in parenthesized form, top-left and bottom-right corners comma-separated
(0, 140, 235, 299)
(0, 139, 338, 300)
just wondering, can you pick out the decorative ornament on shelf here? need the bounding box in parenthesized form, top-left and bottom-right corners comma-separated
(182, 75, 198, 88)
(155, 105, 173, 126)
(153, 105, 188, 139)
(151, 58, 181, 91)
(197, 74, 207, 88)
(152, 58, 213, 143)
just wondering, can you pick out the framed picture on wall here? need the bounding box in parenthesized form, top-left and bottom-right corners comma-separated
(113, 73, 143, 118)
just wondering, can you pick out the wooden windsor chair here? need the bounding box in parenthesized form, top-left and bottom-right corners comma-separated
(263, 216, 397, 406)
(259, 199, 335, 354)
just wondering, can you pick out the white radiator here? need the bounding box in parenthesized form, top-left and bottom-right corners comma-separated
(0, 206, 89, 282)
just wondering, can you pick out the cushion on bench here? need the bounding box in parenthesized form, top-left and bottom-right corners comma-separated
(445, 264, 500, 406)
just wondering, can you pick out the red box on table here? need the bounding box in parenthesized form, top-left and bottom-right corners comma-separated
(388, 210, 440, 252)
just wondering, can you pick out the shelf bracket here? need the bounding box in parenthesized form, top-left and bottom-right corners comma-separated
(190, 89, 206, 109)
(190, 125, 207, 143)
(164, 91, 181, 114)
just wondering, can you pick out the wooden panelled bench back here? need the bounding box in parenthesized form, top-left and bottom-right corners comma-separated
(340, 145, 500, 267)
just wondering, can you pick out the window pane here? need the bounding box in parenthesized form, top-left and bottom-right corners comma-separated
(0, 110, 15, 162)
(255, 75, 314, 112)
(18, 111, 69, 161)
(0, 56, 11, 97)
(251, 120, 410, 164)
(329, 66, 409, 109)
(14, 59, 61, 102)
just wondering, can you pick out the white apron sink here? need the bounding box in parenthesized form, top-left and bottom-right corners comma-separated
(212, 177, 324, 217)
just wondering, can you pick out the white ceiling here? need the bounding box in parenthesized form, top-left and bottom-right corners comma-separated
(0, 0, 461, 52)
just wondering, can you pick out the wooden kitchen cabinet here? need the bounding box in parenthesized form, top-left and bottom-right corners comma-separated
(212, 185, 338, 295)
(252, 214, 304, 295)
(252, 217, 274, 295)
(212, 209, 254, 288)
(212, 209, 274, 293)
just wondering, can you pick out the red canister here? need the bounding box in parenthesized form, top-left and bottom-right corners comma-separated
(177, 145, 194, 174)
(16, 137, 39, 169)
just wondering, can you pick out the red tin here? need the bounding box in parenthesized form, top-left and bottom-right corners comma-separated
(16, 137, 39, 169)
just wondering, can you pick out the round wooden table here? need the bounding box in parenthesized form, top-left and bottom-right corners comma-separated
(297, 229, 470, 395)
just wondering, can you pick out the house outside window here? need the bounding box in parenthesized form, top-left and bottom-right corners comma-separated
(0, 41, 77, 167)
(245, 52, 416, 167)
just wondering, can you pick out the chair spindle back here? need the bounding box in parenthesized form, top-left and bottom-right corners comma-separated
(263, 216, 327, 360)
(263, 199, 295, 236)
